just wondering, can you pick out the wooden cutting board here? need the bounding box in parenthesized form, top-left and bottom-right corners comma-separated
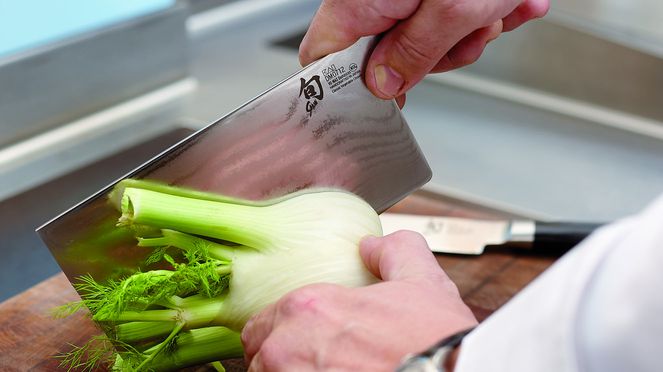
(0, 193, 556, 371)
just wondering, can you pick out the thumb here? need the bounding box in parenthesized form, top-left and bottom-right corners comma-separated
(365, 0, 521, 99)
(365, 1, 482, 99)
(360, 230, 443, 281)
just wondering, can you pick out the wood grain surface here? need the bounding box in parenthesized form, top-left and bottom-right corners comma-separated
(0, 192, 557, 371)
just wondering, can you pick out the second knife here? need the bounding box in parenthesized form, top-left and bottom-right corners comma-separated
(379, 213, 603, 255)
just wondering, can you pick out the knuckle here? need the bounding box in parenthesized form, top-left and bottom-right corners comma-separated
(240, 325, 251, 345)
(389, 229, 427, 246)
(279, 285, 332, 316)
(279, 292, 314, 316)
(444, 278, 463, 296)
(363, 0, 419, 20)
(393, 32, 438, 65)
(532, 0, 551, 18)
(258, 338, 285, 368)
(420, 268, 461, 295)
(435, 0, 477, 19)
(428, 271, 461, 292)
(364, 1, 389, 20)
(441, 0, 489, 27)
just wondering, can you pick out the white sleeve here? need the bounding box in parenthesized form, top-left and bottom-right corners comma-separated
(455, 194, 663, 372)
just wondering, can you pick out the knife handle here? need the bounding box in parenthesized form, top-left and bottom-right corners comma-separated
(532, 221, 603, 252)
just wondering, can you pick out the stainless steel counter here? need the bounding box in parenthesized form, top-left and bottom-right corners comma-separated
(179, 0, 663, 221)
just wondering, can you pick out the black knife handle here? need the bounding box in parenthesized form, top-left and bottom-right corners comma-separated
(532, 221, 603, 252)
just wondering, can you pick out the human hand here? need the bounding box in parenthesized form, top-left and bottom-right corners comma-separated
(241, 230, 478, 371)
(299, 0, 549, 106)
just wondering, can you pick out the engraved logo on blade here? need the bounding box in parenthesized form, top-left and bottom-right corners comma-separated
(323, 63, 362, 94)
(299, 75, 324, 117)
(424, 218, 444, 234)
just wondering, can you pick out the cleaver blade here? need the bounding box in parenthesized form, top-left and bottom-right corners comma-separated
(36, 37, 432, 285)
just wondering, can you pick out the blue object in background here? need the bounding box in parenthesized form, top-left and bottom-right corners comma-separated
(0, 0, 175, 57)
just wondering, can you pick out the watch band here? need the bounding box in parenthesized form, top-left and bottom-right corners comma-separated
(395, 327, 475, 372)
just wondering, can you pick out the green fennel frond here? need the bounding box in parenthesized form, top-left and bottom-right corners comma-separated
(56, 335, 116, 372)
(74, 274, 120, 315)
(183, 239, 211, 263)
(51, 300, 87, 318)
(165, 255, 230, 298)
(144, 245, 169, 266)
(74, 257, 230, 322)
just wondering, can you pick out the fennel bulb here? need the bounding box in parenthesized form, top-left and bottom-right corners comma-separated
(59, 180, 382, 371)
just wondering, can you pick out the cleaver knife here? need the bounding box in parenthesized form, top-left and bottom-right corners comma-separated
(380, 213, 602, 255)
(37, 37, 432, 285)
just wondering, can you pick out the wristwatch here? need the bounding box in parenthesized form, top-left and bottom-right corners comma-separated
(395, 328, 474, 372)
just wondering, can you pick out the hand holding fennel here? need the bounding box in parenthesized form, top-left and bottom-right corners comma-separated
(242, 231, 477, 371)
(58, 179, 383, 371)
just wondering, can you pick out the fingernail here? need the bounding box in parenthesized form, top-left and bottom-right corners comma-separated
(374, 64, 404, 98)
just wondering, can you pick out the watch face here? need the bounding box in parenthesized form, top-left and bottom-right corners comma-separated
(396, 356, 441, 372)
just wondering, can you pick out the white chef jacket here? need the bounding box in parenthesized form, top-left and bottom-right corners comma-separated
(455, 193, 663, 372)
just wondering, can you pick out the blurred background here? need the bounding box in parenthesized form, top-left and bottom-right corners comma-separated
(0, 0, 661, 300)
